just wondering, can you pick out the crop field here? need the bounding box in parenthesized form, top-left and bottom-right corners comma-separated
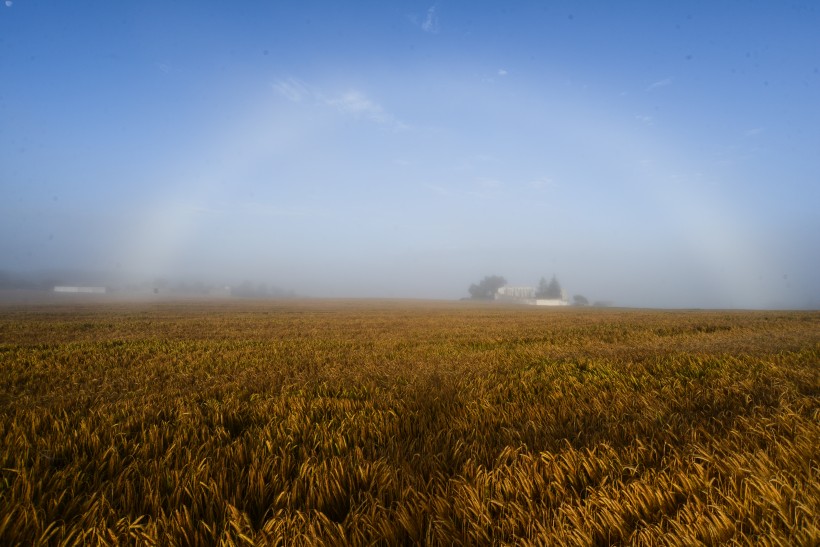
(0, 299, 818, 545)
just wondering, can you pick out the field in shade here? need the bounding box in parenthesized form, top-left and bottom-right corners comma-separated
(1, 300, 818, 545)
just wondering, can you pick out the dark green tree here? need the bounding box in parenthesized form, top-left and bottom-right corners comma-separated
(468, 275, 507, 299)
(536, 277, 549, 298)
(573, 294, 589, 306)
(536, 275, 563, 299)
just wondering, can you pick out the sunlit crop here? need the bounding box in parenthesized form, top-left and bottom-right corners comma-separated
(1, 300, 818, 545)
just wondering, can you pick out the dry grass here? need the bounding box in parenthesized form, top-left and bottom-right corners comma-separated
(0, 300, 818, 545)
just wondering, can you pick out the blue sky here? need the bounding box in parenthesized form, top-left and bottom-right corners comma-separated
(1, 1, 818, 307)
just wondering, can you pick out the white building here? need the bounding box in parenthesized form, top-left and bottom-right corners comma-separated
(54, 286, 107, 294)
(496, 286, 536, 300)
(495, 286, 569, 306)
(534, 298, 569, 307)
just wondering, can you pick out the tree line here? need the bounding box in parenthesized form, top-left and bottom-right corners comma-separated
(468, 274, 596, 306)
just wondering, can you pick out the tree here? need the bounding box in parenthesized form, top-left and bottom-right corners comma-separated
(468, 275, 507, 300)
(536, 275, 563, 299)
(536, 277, 549, 298)
(573, 294, 589, 306)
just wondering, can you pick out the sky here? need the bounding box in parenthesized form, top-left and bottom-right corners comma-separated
(1, 1, 819, 308)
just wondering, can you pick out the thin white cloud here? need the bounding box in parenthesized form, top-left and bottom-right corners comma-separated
(635, 114, 654, 126)
(422, 6, 439, 33)
(476, 177, 502, 190)
(424, 183, 452, 196)
(498, 69, 508, 76)
(423, 178, 503, 200)
(453, 154, 499, 172)
(744, 127, 764, 137)
(529, 177, 557, 191)
(647, 77, 672, 92)
(472, 154, 498, 163)
(325, 91, 407, 130)
(326, 91, 386, 120)
(4, 1, 12, 7)
(272, 78, 313, 102)
(464, 177, 505, 199)
(273, 77, 406, 130)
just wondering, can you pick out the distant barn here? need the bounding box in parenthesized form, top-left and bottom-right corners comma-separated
(495, 286, 568, 306)
(53, 286, 107, 294)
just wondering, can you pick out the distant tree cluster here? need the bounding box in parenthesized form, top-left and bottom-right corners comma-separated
(0, 271, 34, 290)
(536, 275, 563, 299)
(468, 275, 507, 300)
(467, 273, 607, 306)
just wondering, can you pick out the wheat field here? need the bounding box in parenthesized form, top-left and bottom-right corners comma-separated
(0, 299, 818, 545)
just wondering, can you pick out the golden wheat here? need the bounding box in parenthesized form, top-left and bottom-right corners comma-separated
(0, 300, 817, 545)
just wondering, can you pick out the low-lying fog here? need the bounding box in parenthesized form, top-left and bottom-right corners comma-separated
(2, 3, 818, 309)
